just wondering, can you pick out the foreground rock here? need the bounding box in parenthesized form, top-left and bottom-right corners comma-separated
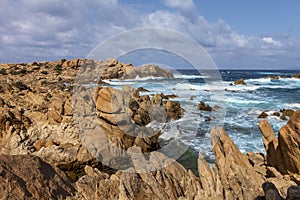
(259, 110, 300, 184)
(0, 154, 75, 199)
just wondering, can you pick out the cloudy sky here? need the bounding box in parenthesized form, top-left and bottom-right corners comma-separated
(1, 0, 300, 69)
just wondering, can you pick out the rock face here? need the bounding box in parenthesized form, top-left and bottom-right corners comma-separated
(0, 154, 75, 199)
(140, 64, 174, 79)
(100, 58, 174, 80)
(94, 86, 162, 153)
(202, 127, 265, 199)
(259, 111, 300, 183)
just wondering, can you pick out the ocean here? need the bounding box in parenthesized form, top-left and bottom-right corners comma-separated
(104, 69, 300, 174)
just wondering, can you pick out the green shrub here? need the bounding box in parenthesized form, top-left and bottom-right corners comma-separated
(54, 65, 62, 74)
(0, 68, 7, 75)
(41, 70, 48, 75)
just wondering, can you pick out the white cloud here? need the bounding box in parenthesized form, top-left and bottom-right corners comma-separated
(163, 0, 195, 11)
(262, 37, 282, 47)
(0, 0, 299, 68)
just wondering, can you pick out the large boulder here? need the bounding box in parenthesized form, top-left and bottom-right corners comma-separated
(139, 64, 174, 79)
(0, 154, 75, 199)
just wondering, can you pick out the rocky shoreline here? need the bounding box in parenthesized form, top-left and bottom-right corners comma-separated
(0, 58, 299, 199)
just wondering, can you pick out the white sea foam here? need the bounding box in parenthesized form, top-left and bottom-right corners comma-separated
(225, 85, 261, 91)
(134, 75, 166, 80)
(283, 103, 300, 109)
(174, 74, 210, 79)
(246, 78, 272, 83)
(225, 97, 263, 104)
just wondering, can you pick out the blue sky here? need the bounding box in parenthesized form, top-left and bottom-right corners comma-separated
(1, 0, 300, 69)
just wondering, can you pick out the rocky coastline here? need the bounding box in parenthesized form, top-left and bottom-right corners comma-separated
(0, 58, 299, 199)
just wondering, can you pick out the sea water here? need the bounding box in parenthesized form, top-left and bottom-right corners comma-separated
(104, 70, 300, 173)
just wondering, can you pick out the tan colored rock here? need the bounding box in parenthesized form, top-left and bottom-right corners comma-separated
(164, 100, 183, 120)
(210, 127, 265, 199)
(278, 110, 300, 174)
(258, 111, 268, 118)
(122, 64, 139, 79)
(282, 109, 295, 117)
(140, 64, 174, 79)
(47, 110, 63, 123)
(259, 111, 300, 176)
(96, 87, 123, 114)
(0, 154, 75, 199)
(233, 78, 247, 85)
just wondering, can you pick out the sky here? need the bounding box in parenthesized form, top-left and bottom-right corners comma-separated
(1, 0, 300, 69)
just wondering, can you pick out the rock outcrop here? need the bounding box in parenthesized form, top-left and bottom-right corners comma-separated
(0, 59, 299, 200)
(259, 111, 300, 184)
(100, 58, 174, 80)
(140, 64, 174, 79)
(230, 78, 247, 85)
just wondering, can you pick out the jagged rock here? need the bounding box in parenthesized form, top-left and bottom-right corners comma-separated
(122, 64, 139, 79)
(281, 109, 295, 117)
(94, 86, 163, 155)
(258, 111, 269, 118)
(0, 154, 75, 199)
(100, 59, 174, 80)
(197, 101, 213, 111)
(72, 127, 270, 199)
(233, 78, 247, 85)
(164, 100, 183, 120)
(259, 111, 300, 178)
(140, 64, 174, 79)
(209, 127, 265, 199)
